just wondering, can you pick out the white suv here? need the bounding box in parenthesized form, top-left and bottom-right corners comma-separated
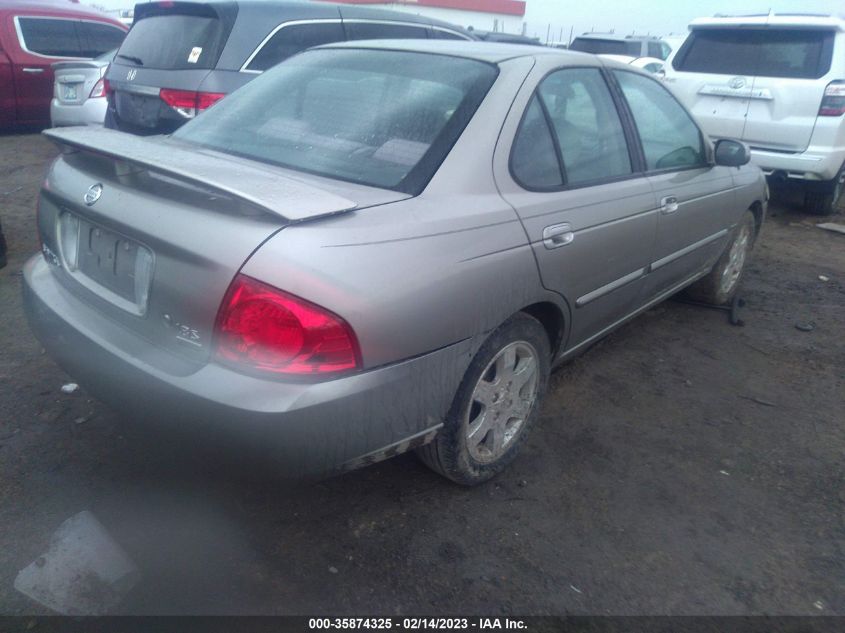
(664, 14, 845, 215)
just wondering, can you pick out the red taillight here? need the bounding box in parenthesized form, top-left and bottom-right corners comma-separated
(89, 78, 106, 99)
(159, 89, 226, 118)
(819, 81, 845, 117)
(214, 275, 360, 376)
(102, 77, 112, 95)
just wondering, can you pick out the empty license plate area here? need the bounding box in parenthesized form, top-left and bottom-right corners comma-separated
(58, 212, 153, 315)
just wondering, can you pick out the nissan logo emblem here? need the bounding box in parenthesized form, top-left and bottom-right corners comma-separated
(728, 76, 747, 89)
(84, 183, 103, 206)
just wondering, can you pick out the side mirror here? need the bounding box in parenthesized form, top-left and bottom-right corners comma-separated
(714, 139, 750, 167)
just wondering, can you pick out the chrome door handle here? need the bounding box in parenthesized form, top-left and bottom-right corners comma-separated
(660, 196, 679, 214)
(542, 223, 575, 249)
(22, 67, 44, 73)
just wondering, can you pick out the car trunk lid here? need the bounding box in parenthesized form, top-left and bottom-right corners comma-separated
(52, 61, 108, 106)
(39, 127, 403, 366)
(670, 24, 838, 150)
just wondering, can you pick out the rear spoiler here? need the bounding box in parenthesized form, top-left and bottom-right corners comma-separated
(43, 127, 357, 223)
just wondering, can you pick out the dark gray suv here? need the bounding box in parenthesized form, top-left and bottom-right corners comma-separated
(104, 0, 472, 135)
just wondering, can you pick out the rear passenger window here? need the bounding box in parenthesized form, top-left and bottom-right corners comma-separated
(77, 22, 125, 58)
(429, 29, 468, 40)
(17, 17, 80, 57)
(614, 70, 706, 171)
(345, 22, 430, 41)
(246, 22, 345, 72)
(511, 96, 564, 189)
(538, 68, 631, 186)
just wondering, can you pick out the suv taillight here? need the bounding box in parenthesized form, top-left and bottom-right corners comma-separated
(214, 274, 360, 376)
(159, 89, 225, 118)
(819, 81, 845, 117)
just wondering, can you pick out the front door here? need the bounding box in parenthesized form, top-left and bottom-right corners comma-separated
(612, 69, 737, 297)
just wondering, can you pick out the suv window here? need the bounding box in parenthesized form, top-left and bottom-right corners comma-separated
(246, 22, 345, 72)
(538, 68, 631, 186)
(614, 70, 706, 171)
(673, 28, 834, 79)
(117, 14, 225, 70)
(647, 42, 662, 59)
(77, 22, 125, 58)
(345, 22, 431, 41)
(570, 38, 640, 57)
(511, 96, 563, 189)
(429, 29, 468, 40)
(17, 17, 80, 57)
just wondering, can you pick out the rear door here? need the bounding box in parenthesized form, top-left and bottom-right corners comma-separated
(669, 29, 756, 140)
(495, 63, 659, 351)
(741, 28, 836, 152)
(106, 2, 235, 134)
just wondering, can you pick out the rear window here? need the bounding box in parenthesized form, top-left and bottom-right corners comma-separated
(673, 28, 835, 79)
(174, 49, 498, 194)
(116, 14, 225, 69)
(570, 38, 640, 56)
(16, 17, 123, 58)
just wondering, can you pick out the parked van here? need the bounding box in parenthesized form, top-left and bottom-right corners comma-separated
(0, 0, 126, 127)
(104, 0, 473, 136)
(665, 14, 845, 214)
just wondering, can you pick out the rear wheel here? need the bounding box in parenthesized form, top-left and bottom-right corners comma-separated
(417, 313, 550, 485)
(686, 210, 756, 305)
(804, 168, 844, 216)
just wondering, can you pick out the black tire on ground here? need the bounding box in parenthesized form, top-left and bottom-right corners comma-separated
(686, 210, 757, 306)
(803, 169, 844, 216)
(417, 312, 551, 486)
(0, 217, 7, 269)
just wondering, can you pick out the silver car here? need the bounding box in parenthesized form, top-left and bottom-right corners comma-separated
(24, 41, 767, 484)
(50, 50, 115, 127)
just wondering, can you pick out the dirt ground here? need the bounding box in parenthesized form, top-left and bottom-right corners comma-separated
(0, 132, 842, 616)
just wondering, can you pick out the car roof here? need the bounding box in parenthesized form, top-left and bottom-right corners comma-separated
(319, 39, 596, 64)
(0, 0, 121, 20)
(573, 33, 663, 42)
(689, 13, 845, 31)
(159, 0, 470, 31)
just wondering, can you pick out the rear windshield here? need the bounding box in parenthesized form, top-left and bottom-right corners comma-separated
(570, 38, 640, 56)
(173, 49, 498, 194)
(116, 14, 224, 69)
(673, 28, 835, 79)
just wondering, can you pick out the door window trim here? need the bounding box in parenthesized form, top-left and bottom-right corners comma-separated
(239, 18, 470, 74)
(608, 68, 713, 177)
(13, 15, 125, 60)
(508, 65, 645, 194)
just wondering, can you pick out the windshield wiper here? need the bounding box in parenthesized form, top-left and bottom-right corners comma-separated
(116, 53, 144, 66)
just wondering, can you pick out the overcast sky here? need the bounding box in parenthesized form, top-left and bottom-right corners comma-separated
(89, 0, 843, 38)
(522, 0, 843, 37)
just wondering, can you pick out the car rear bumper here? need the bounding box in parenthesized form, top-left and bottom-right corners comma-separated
(750, 146, 845, 183)
(50, 98, 108, 127)
(23, 255, 469, 476)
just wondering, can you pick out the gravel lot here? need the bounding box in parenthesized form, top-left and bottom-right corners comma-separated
(0, 131, 843, 616)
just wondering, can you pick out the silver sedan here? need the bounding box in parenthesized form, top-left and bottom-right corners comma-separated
(24, 41, 766, 484)
(50, 50, 115, 127)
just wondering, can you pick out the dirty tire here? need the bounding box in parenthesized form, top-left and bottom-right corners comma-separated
(686, 210, 757, 305)
(803, 166, 843, 216)
(417, 313, 550, 486)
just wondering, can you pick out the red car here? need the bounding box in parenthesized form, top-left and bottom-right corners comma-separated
(0, 0, 126, 127)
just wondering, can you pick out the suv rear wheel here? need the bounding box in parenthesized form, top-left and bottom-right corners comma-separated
(804, 167, 844, 216)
